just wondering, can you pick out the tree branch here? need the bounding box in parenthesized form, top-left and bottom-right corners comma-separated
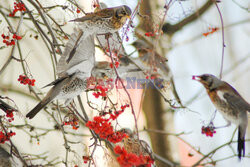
(162, 0, 213, 35)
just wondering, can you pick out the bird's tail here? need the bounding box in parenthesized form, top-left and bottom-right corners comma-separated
(26, 97, 51, 119)
(238, 126, 245, 159)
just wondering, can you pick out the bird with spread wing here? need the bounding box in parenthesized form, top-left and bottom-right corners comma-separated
(26, 5, 133, 119)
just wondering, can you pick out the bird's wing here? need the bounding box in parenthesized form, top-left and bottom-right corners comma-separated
(56, 29, 95, 78)
(71, 9, 114, 22)
(94, 8, 114, 18)
(96, 32, 127, 60)
(223, 85, 250, 111)
(42, 75, 70, 88)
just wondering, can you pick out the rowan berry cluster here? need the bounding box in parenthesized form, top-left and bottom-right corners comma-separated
(92, 85, 109, 98)
(144, 25, 161, 37)
(63, 114, 79, 130)
(109, 61, 120, 68)
(201, 124, 216, 137)
(1, 33, 22, 46)
(76, 8, 81, 13)
(114, 145, 154, 167)
(82, 156, 91, 164)
(86, 105, 129, 143)
(109, 104, 129, 120)
(0, 131, 16, 144)
(86, 116, 127, 143)
(18, 75, 36, 86)
(5, 110, 14, 122)
(9, 2, 26, 17)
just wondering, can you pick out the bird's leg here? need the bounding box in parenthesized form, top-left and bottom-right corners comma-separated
(214, 120, 231, 129)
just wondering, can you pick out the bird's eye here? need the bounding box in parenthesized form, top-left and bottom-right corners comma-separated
(201, 75, 208, 81)
(121, 11, 126, 15)
(101, 73, 106, 77)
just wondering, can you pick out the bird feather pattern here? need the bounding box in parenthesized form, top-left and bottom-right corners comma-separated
(56, 29, 95, 78)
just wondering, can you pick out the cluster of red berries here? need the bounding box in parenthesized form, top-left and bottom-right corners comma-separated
(18, 75, 36, 86)
(0, 131, 16, 144)
(109, 104, 129, 120)
(145, 24, 162, 37)
(145, 75, 156, 80)
(86, 116, 127, 143)
(114, 146, 154, 167)
(76, 8, 81, 13)
(92, 85, 109, 98)
(201, 124, 216, 137)
(82, 156, 91, 164)
(63, 115, 79, 130)
(203, 27, 219, 37)
(86, 104, 129, 143)
(5, 110, 14, 122)
(109, 61, 120, 68)
(145, 32, 155, 37)
(9, 2, 26, 17)
(1, 33, 22, 46)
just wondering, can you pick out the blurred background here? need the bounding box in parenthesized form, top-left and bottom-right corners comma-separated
(0, 0, 249, 166)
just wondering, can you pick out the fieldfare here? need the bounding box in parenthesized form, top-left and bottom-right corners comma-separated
(193, 74, 250, 159)
(70, 5, 131, 40)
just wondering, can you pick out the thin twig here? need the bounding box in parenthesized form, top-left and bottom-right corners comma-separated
(214, 1, 225, 79)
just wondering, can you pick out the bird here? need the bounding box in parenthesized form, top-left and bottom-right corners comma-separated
(26, 73, 89, 119)
(131, 39, 183, 106)
(131, 39, 169, 79)
(118, 128, 153, 157)
(26, 28, 97, 119)
(27, 4, 132, 119)
(193, 74, 250, 159)
(70, 5, 131, 40)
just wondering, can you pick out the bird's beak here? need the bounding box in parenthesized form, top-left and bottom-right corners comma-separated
(192, 75, 201, 81)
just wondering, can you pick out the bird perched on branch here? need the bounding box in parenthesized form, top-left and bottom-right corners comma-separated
(27, 5, 133, 119)
(193, 74, 250, 159)
(131, 39, 183, 106)
(70, 5, 131, 40)
(26, 73, 89, 119)
(131, 39, 169, 79)
(119, 128, 153, 157)
(26, 30, 96, 119)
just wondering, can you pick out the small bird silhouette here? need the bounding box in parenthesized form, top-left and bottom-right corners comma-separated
(193, 74, 250, 159)
(70, 5, 131, 40)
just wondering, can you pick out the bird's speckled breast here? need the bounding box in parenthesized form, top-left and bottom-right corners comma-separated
(61, 78, 87, 96)
(208, 90, 240, 124)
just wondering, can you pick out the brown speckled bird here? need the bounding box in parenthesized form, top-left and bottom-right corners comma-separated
(119, 128, 152, 157)
(132, 39, 183, 106)
(193, 74, 250, 159)
(70, 5, 131, 39)
(132, 39, 169, 78)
